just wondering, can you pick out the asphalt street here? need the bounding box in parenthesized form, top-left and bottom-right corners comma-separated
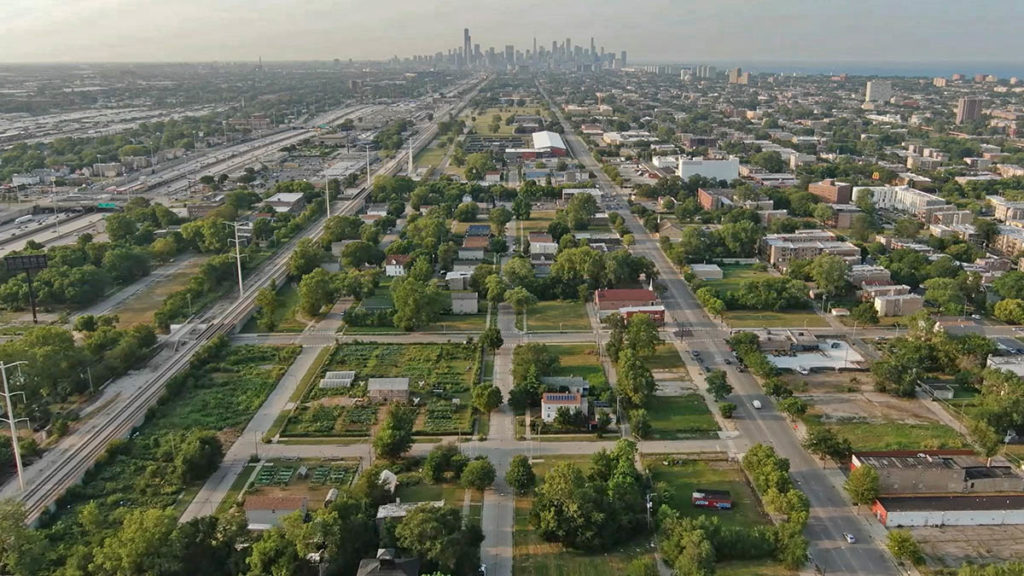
(546, 89, 902, 576)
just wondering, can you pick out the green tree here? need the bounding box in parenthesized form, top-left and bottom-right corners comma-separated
(394, 505, 482, 575)
(564, 193, 599, 230)
(502, 257, 535, 288)
(968, 418, 1002, 463)
(995, 299, 1024, 324)
(453, 201, 480, 222)
(719, 402, 737, 418)
(512, 194, 532, 220)
(374, 404, 416, 460)
(472, 385, 502, 413)
(461, 458, 497, 491)
(850, 301, 879, 325)
(810, 253, 850, 296)
(391, 277, 445, 331)
(705, 369, 733, 401)
(489, 206, 513, 233)
(813, 203, 836, 224)
(623, 313, 662, 358)
(298, 268, 335, 317)
(175, 430, 223, 483)
(289, 237, 323, 278)
(0, 500, 42, 576)
(777, 397, 808, 420)
(802, 427, 853, 463)
(90, 508, 179, 575)
(485, 274, 508, 305)
(844, 464, 880, 506)
(341, 241, 384, 268)
(246, 525, 304, 576)
(464, 152, 496, 181)
(629, 408, 651, 439)
(105, 213, 138, 244)
(480, 327, 504, 351)
(505, 454, 536, 494)
(423, 443, 469, 483)
(886, 529, 924, 566)
(530, 462, 606, 550)
(504, 286, 537, 314)
(254, 285, 279, 332)
(750, 150, 785, 172)
(894, 218, 922, 238)
(617, 347, 656, 406)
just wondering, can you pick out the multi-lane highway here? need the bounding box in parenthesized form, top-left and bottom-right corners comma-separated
(541, 83, 901, 576)
(0, 76, 487, 524)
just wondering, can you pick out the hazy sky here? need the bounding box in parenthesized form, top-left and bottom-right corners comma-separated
(2, 0, 1022, 64)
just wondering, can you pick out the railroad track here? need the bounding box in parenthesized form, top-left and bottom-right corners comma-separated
(16, 82, 482, 523)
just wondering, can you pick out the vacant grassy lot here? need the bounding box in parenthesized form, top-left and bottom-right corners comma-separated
(240, 282, 306, 333)
(705, 264, 772, 294)
(803, 414, 966, 451)
(113, 255, 207, 326)
(518, 300, 591, 332)
(647, 343, 688, 374)
(646, 394, 718, 439)
(414, 144, 446, 171)
(466, 106, 543, 136)
(514, 455, 655, 576)
(721, 309, 829, 328)
(646, 457, 766, 529)
(546, 344, 608, 387)
(704, 265, 827, 329)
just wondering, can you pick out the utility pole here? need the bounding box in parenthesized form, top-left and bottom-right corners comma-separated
(226, 222, 246, 301)
(0, 361, 29, 492)
(325, 174, 331, 219)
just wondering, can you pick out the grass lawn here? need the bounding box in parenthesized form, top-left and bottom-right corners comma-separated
(423, 313, 487, 333)
(514, 455, 655, 576)
(721, 310, 828, 329)
(545, 344, 608, 387)
(414, 144, 446, 170)
(518, 300, 591, 332)
(645, 394, 718, 439)
(718, 561, 796, 576)
(804, 415, 967, 451)
(216, 463, 258, 515)
(705, 264, 773, 295)
(704, 265, 827, 329)
(647, 343, 689, 374)
(396, 482, 467, 505)
(240, 282, 306, 333)
(466, 106, 542, 136)
(645, 457, 768, 529)
(113, 254, 208, 326)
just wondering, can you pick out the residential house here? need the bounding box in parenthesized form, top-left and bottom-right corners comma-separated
(244, 495, 308, 531)
(594, 288, 658, 318)
(528, 232, 558, 255)
(384, 254, 411, 277)
(450, 291, 479, 315)
(459, 236, 488, 260)
(541, 392, 588, 423)
(356, 549, 420, 576)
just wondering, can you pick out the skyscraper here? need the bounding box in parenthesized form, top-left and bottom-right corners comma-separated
(728, 67, 742, 84)
(620, 50, 627, 66)
(864, 80, 892, 103)
(566, 38, 572, 58)
(590, 37, 596, 60)
(956, 96, 983, 124)
(463, 28, 472, 68)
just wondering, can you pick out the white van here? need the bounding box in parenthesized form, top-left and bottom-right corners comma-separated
(752, 400, 763, 409)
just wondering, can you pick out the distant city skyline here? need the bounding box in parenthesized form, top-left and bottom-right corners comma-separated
(1, 0, 1022, 70)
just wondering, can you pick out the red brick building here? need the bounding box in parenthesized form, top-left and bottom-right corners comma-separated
(808, 179, 853, 204)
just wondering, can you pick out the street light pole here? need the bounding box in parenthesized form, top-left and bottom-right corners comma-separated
(0, 360, 30, 492)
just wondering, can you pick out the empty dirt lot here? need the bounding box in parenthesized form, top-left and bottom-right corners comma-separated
(913, 525, 1024, 568)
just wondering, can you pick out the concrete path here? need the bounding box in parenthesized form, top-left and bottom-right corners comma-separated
(480, 304, 518, 576)
(179, 344, 324, 521)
